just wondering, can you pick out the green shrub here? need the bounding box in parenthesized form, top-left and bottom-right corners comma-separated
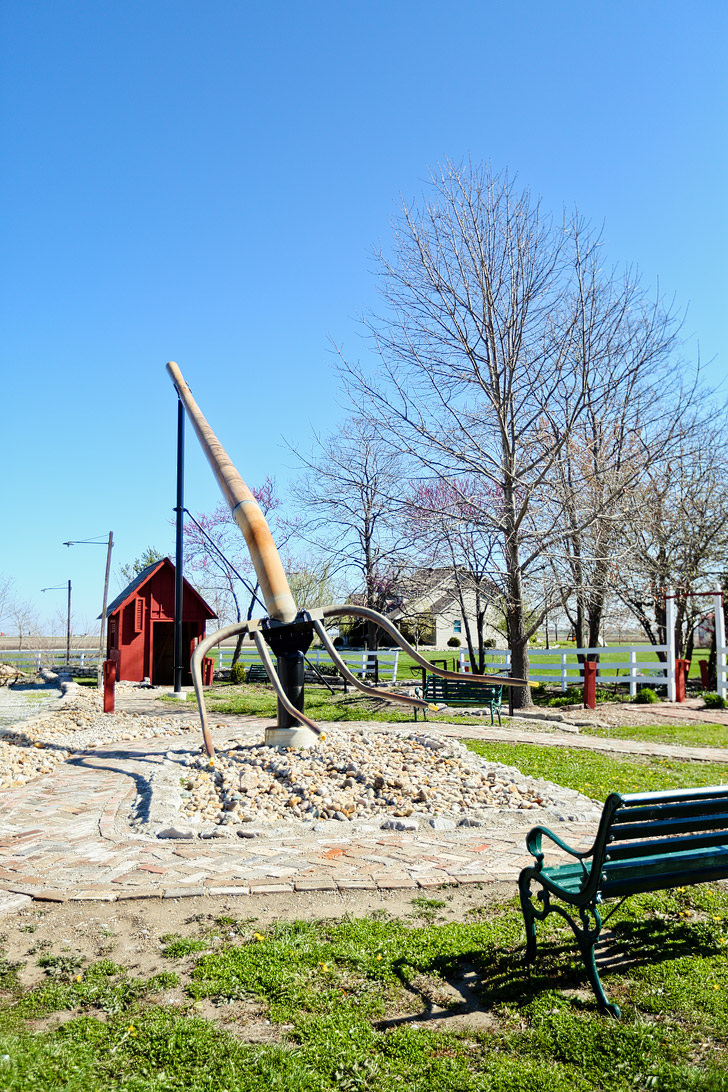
(703, 691, 728, 710)
(447, 636, 461, 648)
(634, 687, 659, 704)
(484, 638, 496, 648)
(229, 662, 247, 685)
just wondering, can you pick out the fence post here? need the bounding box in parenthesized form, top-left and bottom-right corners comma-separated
(561, 652, 567, 693)
(629, 649, 637, 698)
(103, 659, 116, 713)
(583, 661, 597, 709)
(666, 589, 677, 701)
(715, 590, 727, 700)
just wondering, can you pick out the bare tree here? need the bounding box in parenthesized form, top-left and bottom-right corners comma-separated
(618, 411, 728, 659)
(8, 598, 39, 651)
(291, 417, 412, 648)
(183, 478, 287, 665)
(339, 161, 694, 704)
(401, 477, 506, 670)
(0, 575, 14, 633)
(540, 240, 687, 656)
(339, 161, 597, 704)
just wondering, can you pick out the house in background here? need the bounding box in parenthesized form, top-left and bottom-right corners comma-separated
(385, 567, 504, 649)
(105, 558, 216, 684)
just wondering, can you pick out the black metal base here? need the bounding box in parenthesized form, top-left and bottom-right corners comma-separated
(262, 613, 314, 730)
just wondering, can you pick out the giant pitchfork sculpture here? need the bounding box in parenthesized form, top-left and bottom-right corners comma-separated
(166, 362, 528, 757)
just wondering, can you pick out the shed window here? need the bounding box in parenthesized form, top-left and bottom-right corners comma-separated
(453, 620, 462, 634)
(108, 617, 117, 649)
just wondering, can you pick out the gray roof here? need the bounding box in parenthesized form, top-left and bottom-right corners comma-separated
(103, 560, 167, 618)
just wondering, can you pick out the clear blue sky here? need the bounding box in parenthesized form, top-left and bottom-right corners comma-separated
(1, 0, 726, 630)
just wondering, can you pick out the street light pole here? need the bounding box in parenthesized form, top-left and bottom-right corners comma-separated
(41, 582, 72, 670)
(63, 533, 115, 688)
(66, 579, 71, 666)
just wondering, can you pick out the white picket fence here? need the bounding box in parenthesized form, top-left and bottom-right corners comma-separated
(214, 645, 400, 683)
(458, 645, 670, 697)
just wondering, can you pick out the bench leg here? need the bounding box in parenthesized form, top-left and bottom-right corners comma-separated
(519, 877, 621, 1018)
(561, 905, 620, 1019)
(518, 873, 539, 964)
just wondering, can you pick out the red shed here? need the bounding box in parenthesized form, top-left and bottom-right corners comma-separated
(105, 558, 217, 685)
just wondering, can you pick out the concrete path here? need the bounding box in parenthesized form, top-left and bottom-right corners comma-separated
(1, 693, 726, 911)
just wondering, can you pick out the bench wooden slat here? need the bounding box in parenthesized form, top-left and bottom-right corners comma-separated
(602, 859, 728, 899)
(605, 830, 728, 861)
(620, 786, 728, 806)
(611, 797, 728, 824)
(609, 813, 728, 841)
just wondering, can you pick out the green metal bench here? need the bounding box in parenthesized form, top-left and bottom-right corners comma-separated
(518, 785, 728, 1016)
(423, 676, 503, 724)
(246, 663, 269, 683)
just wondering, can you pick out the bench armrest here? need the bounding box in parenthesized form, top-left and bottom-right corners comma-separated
(526, 826, 594, 870)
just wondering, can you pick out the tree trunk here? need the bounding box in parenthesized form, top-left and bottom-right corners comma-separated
(505, 559, 531, 707)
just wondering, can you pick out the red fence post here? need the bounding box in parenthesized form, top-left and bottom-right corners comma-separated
(103, 658, 116, 713)
(699, 659, 710, 689)
(203, 657, 214, 687)
(583, 661, 597, 710)
(675, 659, 689, 702)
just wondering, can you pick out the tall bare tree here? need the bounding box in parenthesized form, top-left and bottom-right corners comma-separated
(339, 161, 693, 704)
(618, 411, 728, 659)
(540, 236, 687, 655)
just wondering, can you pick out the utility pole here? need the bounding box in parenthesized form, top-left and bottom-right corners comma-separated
(97, 532, 114, 688)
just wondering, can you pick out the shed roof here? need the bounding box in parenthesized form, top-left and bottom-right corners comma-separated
(103, 558, 216, 619)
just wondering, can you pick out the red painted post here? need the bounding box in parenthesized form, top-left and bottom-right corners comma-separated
(583, 661, 597, 710)
(103, 658, 116, 713)
(675, 659, 689, 702)
(203, 657, 214, 686)
(699, 659, 710, 689)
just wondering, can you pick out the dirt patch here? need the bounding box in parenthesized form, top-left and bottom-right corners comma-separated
(0, 884, 516, 1038)
(0, 883, 514, 989)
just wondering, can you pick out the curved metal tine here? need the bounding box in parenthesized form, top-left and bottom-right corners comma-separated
(311, 619, 431, 713)
(250, 631, 323, 736)
(320, 603, 529, 686)
(191, 620, 251, 758)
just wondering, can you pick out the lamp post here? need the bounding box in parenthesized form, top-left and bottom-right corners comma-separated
(41, 581, 72, 667)
(63, 533, 114, 688)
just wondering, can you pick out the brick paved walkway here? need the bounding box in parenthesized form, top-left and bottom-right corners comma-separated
(1, 697, 726, 910)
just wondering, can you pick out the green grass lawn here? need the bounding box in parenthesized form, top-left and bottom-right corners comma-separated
(2, 887, 727, 1090)
(581, 722, 728, 750)
(170, 683, 486, 727)
(462, 739, 728, 801)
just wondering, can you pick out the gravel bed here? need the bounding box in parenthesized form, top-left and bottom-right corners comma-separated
(0, 681, 198, 791)
(164, 726, 595, 834)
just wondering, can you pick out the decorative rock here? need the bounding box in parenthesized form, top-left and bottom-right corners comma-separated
(157, 826, 195, 840)
(381, 817, 419, 831)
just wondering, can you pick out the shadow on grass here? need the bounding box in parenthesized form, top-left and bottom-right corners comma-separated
(377, 916, 725, 1027)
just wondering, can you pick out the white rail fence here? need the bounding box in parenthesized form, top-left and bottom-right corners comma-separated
(458, 645, 670, 697)
(213, 645, 400, 683)
(0, 649, 99, 673)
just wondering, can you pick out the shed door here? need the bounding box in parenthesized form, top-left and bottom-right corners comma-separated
(152, 622, 195, 685)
